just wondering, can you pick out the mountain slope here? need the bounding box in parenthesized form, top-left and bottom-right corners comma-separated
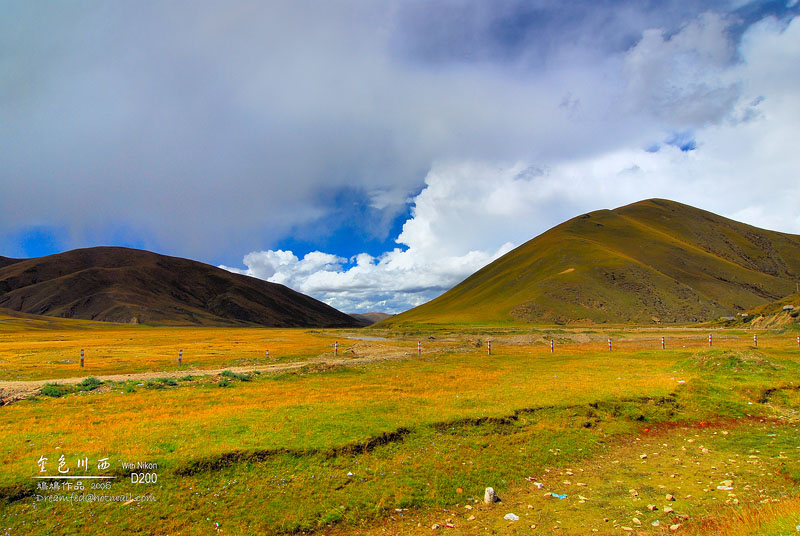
(0, 247, 361, 328)
(744, 291, 800, 329)
(0, 256, 22, 269)
(387, 199, 800, 325)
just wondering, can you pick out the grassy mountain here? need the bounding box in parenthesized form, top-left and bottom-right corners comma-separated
(387, 199, 800, 326)
(0, 247, 361, 328)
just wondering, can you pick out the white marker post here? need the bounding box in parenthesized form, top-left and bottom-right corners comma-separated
(550, 340, 554, 353)
(488, 340, 492, 356)
(178, 349, 182, 366)
(709, 334, 713, 347)
(80, 349, 84, 368)
(661, 336, 665, 350)
(608, 338, 612, 352)
(754, 334, 758, 348)
(417, 340, 421, 356)
(334, 341, 338, 356)
(265, 349, 269, 358)
(797, 335, 799, 348)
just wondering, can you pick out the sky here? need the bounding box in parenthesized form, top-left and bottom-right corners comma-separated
(2, 1, 800, 313)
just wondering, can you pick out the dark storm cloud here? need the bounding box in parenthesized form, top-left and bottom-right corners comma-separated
(1, 1, 794, 262)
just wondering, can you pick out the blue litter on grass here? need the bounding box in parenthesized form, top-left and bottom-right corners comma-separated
(552, 493, 567, 499)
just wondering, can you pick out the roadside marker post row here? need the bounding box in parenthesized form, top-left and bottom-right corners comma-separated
(74, 332, 799, 370)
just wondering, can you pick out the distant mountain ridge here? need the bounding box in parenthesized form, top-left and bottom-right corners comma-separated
(385, 199, 800, 325)
(349, 312, 393, 326)
(0, 247, 361, 327)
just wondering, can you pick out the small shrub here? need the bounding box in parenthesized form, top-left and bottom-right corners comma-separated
(217, 379, 233, 388)
(221, 370, 251, 382)
(77, 377, 103, 391)
(178, 375, 194, 382)
(41, 383, 69, 398)
(159, 378, 178, 386)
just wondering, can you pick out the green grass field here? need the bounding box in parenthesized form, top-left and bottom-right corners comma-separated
(1, 321, 799, 534)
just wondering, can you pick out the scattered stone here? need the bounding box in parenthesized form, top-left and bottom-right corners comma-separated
(663, 507, 674, 514)
(670, 524, 681, 531)
(647, 504, 658, 511)
(621, 527, 634, 532)
(632, 518, 641, 525)
(629, 489, 639, 497)
(717, 485, 733, 491)
(468, 515, 476, 521)
(640, 454, 648, 459)
(504, 513, 519, 521)
(720, 480, 734, 487)
(577, 482, 587, 487)
(484, 487, 500, 504)
(464, 505, 472, 510)
(431, 523, 440, 530)
(666, 494, 675, 501)
(534, 482, 545, 489)
(652, 520, 660, 527)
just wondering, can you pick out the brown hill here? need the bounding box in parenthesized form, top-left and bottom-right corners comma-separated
(385, 199, 800, 326)
(0, 256, 22, 269)
(349, 312, 394, 326)
(0, 247, 361, 328)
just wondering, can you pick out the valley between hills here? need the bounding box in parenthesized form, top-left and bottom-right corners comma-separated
(1, 199, 799, 535)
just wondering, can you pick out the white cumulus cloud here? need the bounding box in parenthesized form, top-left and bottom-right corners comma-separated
(223, 14, 800, 314)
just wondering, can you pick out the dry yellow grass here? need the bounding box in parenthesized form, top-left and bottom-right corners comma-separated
(1, 321, 799, 534)
(0, 326, 346, 380)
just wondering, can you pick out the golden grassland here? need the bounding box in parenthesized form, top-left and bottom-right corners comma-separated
(0, 324, 344, 380)
(0, 321, 799, 534)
